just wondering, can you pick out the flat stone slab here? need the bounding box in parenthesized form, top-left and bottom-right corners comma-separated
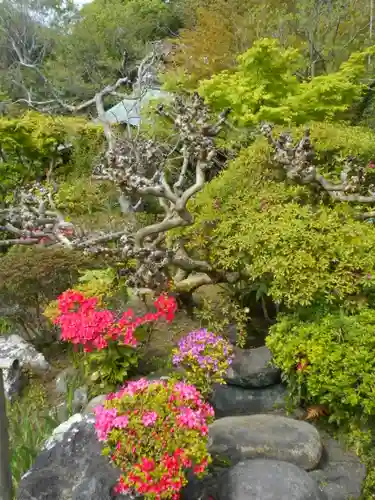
(217, 459, 328, 500)
(211, 383, 287, 418)
(309, 431, 366, 500)
(209, 414, 322, 471)
(225, 346, 280, 388)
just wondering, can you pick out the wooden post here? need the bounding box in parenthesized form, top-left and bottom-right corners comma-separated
(0, 358, 16, 500)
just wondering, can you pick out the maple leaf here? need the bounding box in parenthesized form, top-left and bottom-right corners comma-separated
(305, 405, 329, 421)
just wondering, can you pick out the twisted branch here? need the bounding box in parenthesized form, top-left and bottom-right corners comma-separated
(261, 124, 375, 206)
(1, 93, 233, 293)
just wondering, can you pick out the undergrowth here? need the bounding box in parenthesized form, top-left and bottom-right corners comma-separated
(7, 380, 58, 492)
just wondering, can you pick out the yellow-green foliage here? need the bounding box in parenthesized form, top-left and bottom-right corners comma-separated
(302, 121, 375, 160)
(178, 122, 375, 307)
(267, 305, 375, 497)
(199, 38, 375, 127)
(267, 309, 375, 424)
(44, 267, 120, 323)
(54, 177, 119, 216)
(0, 112, 102, 196)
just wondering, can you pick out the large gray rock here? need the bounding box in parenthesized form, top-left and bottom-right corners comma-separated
(55, 367, 78, 394)
(223, 323, 268, 348)
(55, 386, 90, 423)
(209, 414, 322, 470)
(309, 432, 366, 500)
(83, 394, 108, 415)
(217, 459, 328, 500)
(17, 414, 132, 500)
(72, 386, 89, 412)
(225, 346, 281, 388)
(0, 334, 50, 399)
(211, 383, 287, 418)
(180, 466, 226, 500)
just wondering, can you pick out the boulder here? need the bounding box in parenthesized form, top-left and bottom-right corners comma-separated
(55, 367, 78, 394)
(309, 432, 366, 500)
(55, 385, 90, 423)
(72, 386, 89, 412)
(211, 383, 287, 418)
(180, 467, 226, 500)
(0, 334, 49, 399)
(43, 413, 85, 451)
(53, 401, 71, 424)
(223, 323, 239, 345)
(209, 414, 322, 471)
(83, 394, 108, 415)
(17, 414, 132, 500)
(225, 346, 281, 388)
(223, 323, 268, 348)
(217, 459, 328, 500)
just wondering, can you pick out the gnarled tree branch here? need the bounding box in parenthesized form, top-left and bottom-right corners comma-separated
(1, 93, 233, 294)
(261, 123, 375, 207)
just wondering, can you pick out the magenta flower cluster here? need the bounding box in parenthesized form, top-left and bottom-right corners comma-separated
(93, 378, 214, 499)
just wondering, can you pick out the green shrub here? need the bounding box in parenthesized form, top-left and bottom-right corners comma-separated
(267, 308, 375, 497)
(266, 308, 375, 425)
(193, 290, 249, 347)
(82, 342, 140, 397)
(53, 177, 120, 217)
(0, 112, 102, 200)
(178, 123, 375, 308)
(0, 246, 95, 343)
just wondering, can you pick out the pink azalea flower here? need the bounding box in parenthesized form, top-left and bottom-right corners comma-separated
(94, 406, 117, 441)
(113, 415, 129, 428)
(142, 411, 158, 426)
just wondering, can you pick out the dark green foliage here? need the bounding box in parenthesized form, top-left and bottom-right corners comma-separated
(43, 0, 184, 101)
(0, 246, 95, 343)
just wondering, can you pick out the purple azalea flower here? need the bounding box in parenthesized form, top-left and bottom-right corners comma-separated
(172, 329, 234, 371)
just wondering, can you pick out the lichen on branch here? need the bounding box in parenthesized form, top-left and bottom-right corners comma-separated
(261, 123, 375, 209)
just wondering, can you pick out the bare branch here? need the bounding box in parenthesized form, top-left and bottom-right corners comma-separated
(1, 90, 233, 294)
(261, 123, 375, 206)
(90, 93, 232, 291)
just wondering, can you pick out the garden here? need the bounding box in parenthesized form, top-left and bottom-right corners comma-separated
(2, 0, 375, 498)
